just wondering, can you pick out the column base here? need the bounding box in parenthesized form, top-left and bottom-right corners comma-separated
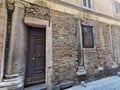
(5, 74, 20, 78)
(0, 76, 24, 90)
(76, 67, 87, 76)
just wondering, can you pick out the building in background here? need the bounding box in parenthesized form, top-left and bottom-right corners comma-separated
(0, 0, 120, 89)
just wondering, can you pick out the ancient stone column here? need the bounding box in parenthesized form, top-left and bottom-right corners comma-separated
(77, 19, 84, 66)
(76, 19, 87, 76)
(0, 0, 7, 82)
(5, 1, 26, 78)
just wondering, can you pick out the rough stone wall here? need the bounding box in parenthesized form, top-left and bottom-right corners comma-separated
(111, 26, 120, 63)
(4, 0, 120, 87)
(51, 10, 78, 84)
(25, 4, 50, 21)
(25, 3, 79, 84)
(83, 20, 120, 81)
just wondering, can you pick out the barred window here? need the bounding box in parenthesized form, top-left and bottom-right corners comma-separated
(83, 0, 87, 7)
(115, 1, 120, 14)
(82, 25, 94, 48)
(82, 0, 92, 9)
(88, 0, 91, 8)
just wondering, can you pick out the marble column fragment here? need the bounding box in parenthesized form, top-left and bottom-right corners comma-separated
(5, 1, 26, 78)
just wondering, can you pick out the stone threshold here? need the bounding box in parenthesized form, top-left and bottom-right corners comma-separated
(24, 84, 46, 90)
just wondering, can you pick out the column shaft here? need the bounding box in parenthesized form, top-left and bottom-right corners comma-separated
(5, 1, 26, 78)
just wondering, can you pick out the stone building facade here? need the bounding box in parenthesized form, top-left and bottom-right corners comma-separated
(0, 0, 120, 90)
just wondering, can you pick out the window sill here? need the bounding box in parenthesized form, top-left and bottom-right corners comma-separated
(82, 6, 93, 11)
(114, 13, 120, 18)
(82, 48, 96, 52)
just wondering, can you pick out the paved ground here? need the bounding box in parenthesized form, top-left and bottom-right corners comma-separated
(66, 76, 120, 90)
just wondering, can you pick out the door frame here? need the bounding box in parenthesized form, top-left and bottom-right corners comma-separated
(24, 17, 53, 89)
(25, 27, 46, 86)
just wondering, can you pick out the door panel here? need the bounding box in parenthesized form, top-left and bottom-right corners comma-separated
(25, 27, 46, 86)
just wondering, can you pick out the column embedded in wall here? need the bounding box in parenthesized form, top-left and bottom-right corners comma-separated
(5, 1, 26, 78)
(76, 19, 87, 76)
(0, 0, 7, 82)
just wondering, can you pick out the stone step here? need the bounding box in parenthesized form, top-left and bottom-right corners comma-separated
(24, 84, 47, 90)
(54, 81, 74, 90)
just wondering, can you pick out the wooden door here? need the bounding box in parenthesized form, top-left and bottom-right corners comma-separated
(25, 26, 46, 86)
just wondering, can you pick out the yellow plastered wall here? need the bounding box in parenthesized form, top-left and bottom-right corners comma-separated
(7, 0, 119, 18)
(93, 0, 114, 17)
(60, 0, 117, 18)
(7, 0, 120, 25)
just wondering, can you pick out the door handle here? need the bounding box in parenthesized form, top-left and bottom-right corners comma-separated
(32, 57, 35, 60)
(32, 54, 41, 60)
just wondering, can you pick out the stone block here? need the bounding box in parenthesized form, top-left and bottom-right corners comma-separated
(60, 81, 75, 89)
(0, 87, 8, 90)
(53, 85, 60, 90)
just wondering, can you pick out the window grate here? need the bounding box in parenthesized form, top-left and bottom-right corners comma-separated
(82, 25, 94, 48)
(115, 1, 120, 15)
(82, 0, 92, 9)
(88, 0, 91, 8)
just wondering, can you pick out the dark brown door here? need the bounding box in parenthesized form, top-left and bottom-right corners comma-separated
(25, 26, 46, 86)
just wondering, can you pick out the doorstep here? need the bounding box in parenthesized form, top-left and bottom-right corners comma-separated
(24, 84, 46, 90)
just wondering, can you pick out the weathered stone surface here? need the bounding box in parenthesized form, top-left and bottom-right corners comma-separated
(60, 81, 74, 89)
(23, 1, 120, 85)
(51, 10, 78, 84)
(7, 3, 14, 11)
(2, 1, 120, 90)
(111, 26, 120, 63)
(25, 4, 50, 21)
(0, 0, 7, 83)
(82, 20, 120, 81)
(5, 2, 26, 77)
(4, 5, 13, 77)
